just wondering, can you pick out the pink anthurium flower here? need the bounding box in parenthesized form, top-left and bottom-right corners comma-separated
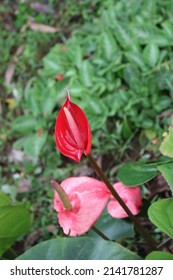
(54, 90, 92, 162)
(52, 177, 110, 236)
(107, 182, 142, 219)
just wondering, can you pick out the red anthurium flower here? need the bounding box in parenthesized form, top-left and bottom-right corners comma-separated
(107, 182, 142, 219)
(54, 90, 92, 161)
(53, 177, 110, 236)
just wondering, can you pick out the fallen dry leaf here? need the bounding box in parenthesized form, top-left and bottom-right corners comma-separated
(8, 149, 24, 162)
(5, 44, 25, 85)
(5, 63, 15, 85)
(30, 2, 55, 14)
(18, 179, 30, 193)
(27, 20, 59, 33)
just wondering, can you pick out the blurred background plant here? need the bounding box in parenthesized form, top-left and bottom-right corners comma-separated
(1, 0, 173, 259)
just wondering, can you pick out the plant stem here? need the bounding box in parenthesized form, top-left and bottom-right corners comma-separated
(87, 154, 158, 251)
(92, 226, 110, 241)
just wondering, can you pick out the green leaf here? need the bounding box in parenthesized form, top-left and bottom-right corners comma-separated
(0, 192, 11, 206)
(79, 60, 93, 87)
(117, 162, 159, 186)
(142, 0, 157, 17)
(125, 51, 148, 71)
(0, 204, 30, 256)
(149, 35, 171, 47)
(148, 198, 173, 239)
(12, 115, 38, 133)
(160, 126, 173, 158)
(42, 45, 62, 76)
(40, 82, 57, 117)
(143, 43, 159, 67)
(88, 210, 134, 241)
(24, 131, 47, 158)
(17, 236, 142, 260)
(114, 20, 134, 50)
(99, 31, 118, 61)
(146, 251, 173, 260)
(67, 41, 83, 68)
(158, 162, 173, 194)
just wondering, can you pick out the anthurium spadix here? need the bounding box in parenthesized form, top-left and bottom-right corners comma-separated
(54, 90, 92, 162)
(52, 177, 110, 236)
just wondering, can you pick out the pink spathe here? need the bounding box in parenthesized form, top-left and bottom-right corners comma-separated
(107, 182, 142, 218)
(54, 177, 110, 236)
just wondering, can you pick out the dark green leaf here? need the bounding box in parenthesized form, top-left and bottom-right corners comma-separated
(89, 210, 134, 241)
(17, 236, 142, 260)
(117, 162, 159, 186)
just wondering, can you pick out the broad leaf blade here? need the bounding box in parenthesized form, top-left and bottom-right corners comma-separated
(148, 198, 173, 239)
(17, 236, 142, 260)
(0, 204, 30, 256)
(88, 210, 134, 240)
(117, 162, 159, 186)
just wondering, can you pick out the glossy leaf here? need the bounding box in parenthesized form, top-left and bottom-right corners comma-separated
(117, 162, 159, 186)
(148, 198, 173, 239)
(17, 236, 142, 260)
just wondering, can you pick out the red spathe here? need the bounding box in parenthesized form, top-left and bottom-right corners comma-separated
(54, 92, 92, 161)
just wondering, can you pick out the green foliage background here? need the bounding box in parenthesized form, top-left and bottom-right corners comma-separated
(1, 0, 173, 259)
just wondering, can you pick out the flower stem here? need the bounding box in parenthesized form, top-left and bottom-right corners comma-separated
(87, 154, 158, 251)
(92, 226, 110, 241)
